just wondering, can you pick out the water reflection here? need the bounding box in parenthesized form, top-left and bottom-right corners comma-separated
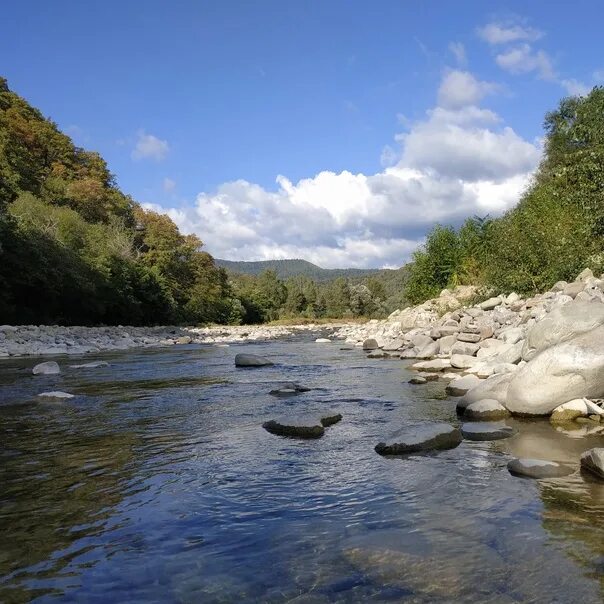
(0, 340, 603, 602)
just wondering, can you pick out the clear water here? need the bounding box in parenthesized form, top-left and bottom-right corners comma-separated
(1, 335, 603, 603)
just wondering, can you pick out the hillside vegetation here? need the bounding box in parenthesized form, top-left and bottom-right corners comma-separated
(405, 87, 604, 303)
(1, 77, 601, 325)
(215, 258, 384, 281)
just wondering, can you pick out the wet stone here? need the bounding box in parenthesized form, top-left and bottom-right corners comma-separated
(32, 361, 60, 375)
(375, 422, 462, 455)
(235, 353, 274, 367)
(263, 416, 325, 439)
(460, 422, 516, 441)
(507, 458, 574, 479)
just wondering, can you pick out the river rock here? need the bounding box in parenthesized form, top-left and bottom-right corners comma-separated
(507, 325, 604, 415)
(37, 391, 74, 400)
(409, 376, 427, 385)
(411, 358, 451, 372)
(382, 338, 404, 351)
(464, 399, 510, 421)
(450, 354, 476, 369)
(446, 374, 481, 396)
(69, 361, 109, 369)
(562, 281, 585, 299)
(507, 458, 574, 479)
(479, 297, 502, 311)
(522, 300, 604, 361)
(580, 448, 604, 479)
(458, 373, 514, 412)
(457, 332, 482, 343)
(375, 422, 462, 455)
(263, 416, 325, 438)
(460, 422, 516, 441)
(315, 338, 332, 343)
(32, 361, 60, 375)
(320, 412, 343, 427)
(550, 399, 590, 422)
(362, 338, 379, 350)
(438, 335, 457, 355)
(235, 353, 274, 367)
(451, 341, 480, 356)
(415, 340, 439, 359)
(175, 335, 192, 344)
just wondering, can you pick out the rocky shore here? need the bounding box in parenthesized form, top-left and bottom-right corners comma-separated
(335, 268, 604, 418)
(0, 323, 343, 358)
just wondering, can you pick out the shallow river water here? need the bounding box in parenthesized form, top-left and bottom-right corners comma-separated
(1, 334, 603, 603)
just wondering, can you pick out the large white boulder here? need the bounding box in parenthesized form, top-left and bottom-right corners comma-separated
(507, 325, 604, 415)
(522, 300, 604, 361)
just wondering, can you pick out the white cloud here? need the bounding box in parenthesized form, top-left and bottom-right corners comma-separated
(437, 70, 500, 109)
(477, 22, 543, 45)
(495, 44, 556, 80)
(560, 78, 591, 96)
(131, 130, 170, 161)
(162, 177, 176, 192)
(448, 42, 467, 66)
(146, 69, 540, 269)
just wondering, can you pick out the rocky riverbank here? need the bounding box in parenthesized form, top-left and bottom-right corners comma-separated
(334, 268, 604, 425)
(0, 323, 342, 357)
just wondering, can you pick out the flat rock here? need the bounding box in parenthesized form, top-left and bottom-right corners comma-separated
(32, 361, 60, 375)
(235, 353, 274, 367)
(69, 361, 109, 369)
(409, 376, 427, 385)
(450, 354, 477, 369)
(461, 422, 516, 441)
(457, 332, 482, 343)
(375, 422, 462, 455)
(315, 338, 332, 343)
(580, 448, 604, 479)
(507, 458, 574, 479)
(411, 358, 451, 372)
(479, 297, 502, 311)
(37, 391, 74, 400)
(446, 374, 481, 396)
(263, 416, 325, 438)
(464, 399, 510, 421)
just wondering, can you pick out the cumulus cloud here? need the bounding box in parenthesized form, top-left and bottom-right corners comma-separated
(146, 68, 540, 269)
(495, 44, 555, 80)
(560, 78, 591, 96)
(131, 130, 170, 161)
(437, 70, 499, 109)
(477, 22, 543, 45)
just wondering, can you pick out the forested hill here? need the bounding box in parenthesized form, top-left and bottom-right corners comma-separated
(215, 258, 387, 281)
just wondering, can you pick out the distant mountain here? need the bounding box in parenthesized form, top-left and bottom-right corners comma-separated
(215, 258, 389, 281)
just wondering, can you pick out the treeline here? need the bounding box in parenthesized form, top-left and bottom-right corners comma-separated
(0, 77, 241, 325)
(405, 87, 604, 303)
(0, 77, 405, 326)
(227, 268, 408, 323)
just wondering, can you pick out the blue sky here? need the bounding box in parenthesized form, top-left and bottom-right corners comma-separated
(2, 1, 603, 267)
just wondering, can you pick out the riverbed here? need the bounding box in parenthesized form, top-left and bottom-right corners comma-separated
(1, 334, 603, 602)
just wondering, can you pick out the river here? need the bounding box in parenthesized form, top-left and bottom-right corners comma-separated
(1, 334, 603, 602)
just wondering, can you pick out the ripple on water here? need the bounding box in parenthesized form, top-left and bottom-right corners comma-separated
(0, 338, 603, 602)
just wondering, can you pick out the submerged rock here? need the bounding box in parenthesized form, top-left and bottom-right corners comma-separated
(507, 458, 574, 479)
(235, 353, 274, 367)
(69, 361, 109, 369)
(580, 448, 604, 479)
(375, 422, 462, 455)
(263, 416, 324, 438)
(269, 381, 311, 396)
(32, 361, 60, 375)
(37, 391, 74, 400)
(461, 422, 516, 441)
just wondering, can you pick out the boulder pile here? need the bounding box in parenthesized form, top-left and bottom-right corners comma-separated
(336, 269, 604, 418)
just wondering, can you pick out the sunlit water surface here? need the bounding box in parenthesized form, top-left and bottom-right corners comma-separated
(1, 335, 603, 603)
